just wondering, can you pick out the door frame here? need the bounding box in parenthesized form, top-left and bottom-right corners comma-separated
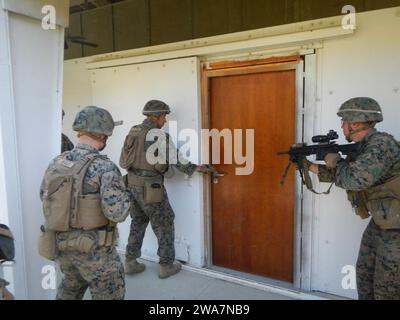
(200, 56, 310, 289)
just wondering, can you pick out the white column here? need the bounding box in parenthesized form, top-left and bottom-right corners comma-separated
(0, 0, 69, 299)
(0, 5, 28, 300)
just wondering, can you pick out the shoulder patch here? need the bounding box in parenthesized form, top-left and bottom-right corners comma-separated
(129, 126, 147, 137)
(131, 126, 143, 132)
(58, 158, 75, 168)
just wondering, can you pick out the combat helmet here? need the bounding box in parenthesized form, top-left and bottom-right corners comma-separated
(0, 224, 14, 263)
(337, 97, 383, 123)
(142, 100, 171, 116)
(73, 106, 116, 136)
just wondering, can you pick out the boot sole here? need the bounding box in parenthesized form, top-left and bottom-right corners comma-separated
(158, 266, 182, 279)
(125, 264, 146, 274)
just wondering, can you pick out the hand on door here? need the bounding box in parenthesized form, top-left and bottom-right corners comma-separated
(196, 164, 217, 174)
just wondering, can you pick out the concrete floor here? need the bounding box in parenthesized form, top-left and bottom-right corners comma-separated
(123, 259, 295, 300)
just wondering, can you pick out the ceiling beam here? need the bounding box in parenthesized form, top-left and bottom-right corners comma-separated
(70, 0, 125, 14)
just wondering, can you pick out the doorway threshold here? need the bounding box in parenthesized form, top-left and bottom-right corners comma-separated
(209, 266, 296, 290)
(181, 264, 327, 300)
(123, 253, 345, 300)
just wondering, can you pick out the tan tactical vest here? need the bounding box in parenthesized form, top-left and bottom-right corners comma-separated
(41, 154, 108, 232)
(120, 125, 168, 183)
(364, 174, 400, 229)
(120, 126, 158, 172)
(348, 161, 400, 229)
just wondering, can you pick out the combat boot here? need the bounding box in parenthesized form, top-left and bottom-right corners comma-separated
(159, 261, 182, 279)
(125, 259, 146, 274)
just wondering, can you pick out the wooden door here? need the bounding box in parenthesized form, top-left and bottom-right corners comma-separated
(208, 64, 297, 283)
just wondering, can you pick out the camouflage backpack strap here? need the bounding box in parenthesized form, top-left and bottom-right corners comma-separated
(74, 154, 99, 183)
(70, 154, 103, 229)
(42, 153, 104, 232)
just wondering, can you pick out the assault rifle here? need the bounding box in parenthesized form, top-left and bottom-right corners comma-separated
(278, 130, 360, 194)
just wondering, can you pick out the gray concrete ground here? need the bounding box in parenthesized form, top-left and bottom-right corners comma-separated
(123, 259, 294, 300)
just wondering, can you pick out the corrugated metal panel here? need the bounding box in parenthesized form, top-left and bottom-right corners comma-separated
(193, 0, 242, 39)
(66, 0, 400, 58)
(242, 0, 295, 30)
(4, 0, 69, 27)
(297, 0, 365, 22)
(82, 6, 114, 56)
(114, 0, 150, 51)
(64, 13, 83, 60)
(150, 0, 193, 45)
(365, 0, 400, 10)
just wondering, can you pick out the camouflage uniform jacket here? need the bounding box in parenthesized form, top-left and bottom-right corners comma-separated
(0, 278, 9, 300)
(121, 119, 197, 177)
(40, 143, 131, 225)
(318, 129, 400, 190)
(61, 133, 74, 153)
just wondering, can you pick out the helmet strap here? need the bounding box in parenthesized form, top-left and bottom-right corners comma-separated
(148, 115, 160, 121)
(348, 122, 374, 138)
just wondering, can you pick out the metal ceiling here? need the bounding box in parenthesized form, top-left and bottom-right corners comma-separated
(69, 0, 125, 13)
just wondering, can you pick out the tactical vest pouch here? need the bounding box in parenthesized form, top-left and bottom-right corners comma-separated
(346, 191, 370, 220)
(385, 175, 400, 199)
(76, 194, 108, 230)
(127, 172, 146, 187)
(58, 233, 96, 254)
(365, 176, 400, 229)
(42, 175, 73, 232)
(75, 234, 96, 253)
(154, 163, 169, 174)
(97, 224, 117, 247)
(38, 227, 58, 261)
(144, 178, 163, 204)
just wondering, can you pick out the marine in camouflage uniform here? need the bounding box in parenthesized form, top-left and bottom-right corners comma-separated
(40, 106, 130, 300)
(313, 98, 400, 300)
(62, 110, 74, 153)
(120, 100, 202, 279)
(0, 278, 14, 300)
(62, 133, 74, 153)
(0, 224, 15, 300)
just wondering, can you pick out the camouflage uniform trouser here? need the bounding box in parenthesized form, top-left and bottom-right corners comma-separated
(56, 245, 125, 300)
(357, 220, 400, 300)
(0, 278, 14, 300)
(126, 185, 175, 265)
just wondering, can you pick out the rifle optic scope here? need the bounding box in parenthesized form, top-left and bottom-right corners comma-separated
(312, 130, 339, 144)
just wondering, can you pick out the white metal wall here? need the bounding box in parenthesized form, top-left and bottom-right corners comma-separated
(63, 58, 93, 147)
(311, 7, 400, 299)
(64, 57, 205, 266)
